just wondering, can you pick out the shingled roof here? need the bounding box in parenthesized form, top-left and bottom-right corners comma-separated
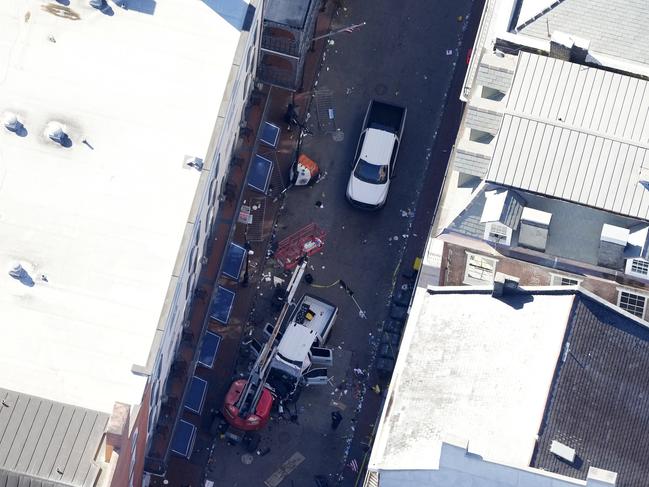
(532, 294, 649, 486)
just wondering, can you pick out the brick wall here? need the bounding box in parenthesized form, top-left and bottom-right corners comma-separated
(442, 242, 649, 320)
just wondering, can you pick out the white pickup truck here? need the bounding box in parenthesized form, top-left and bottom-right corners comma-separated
(346, 100, 407, 209)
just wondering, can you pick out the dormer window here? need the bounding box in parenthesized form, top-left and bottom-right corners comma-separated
(484, 222, 512, 245)
(626, 258, 649, 279)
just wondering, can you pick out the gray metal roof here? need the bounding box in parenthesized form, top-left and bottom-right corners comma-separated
(475, 62, 515, 93)
(465, 106, 503, 135)
(0, 389, 108, 487)
(452, 148, 492, 178)
(487, 52, 649, 220)
(507, 53, 649, 140)
(517, 0, 649, 67)
(488, 114, 649, 220)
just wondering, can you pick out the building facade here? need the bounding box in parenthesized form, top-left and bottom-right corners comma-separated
(426, 0, 649, 320)
(0, 1, 264, 486)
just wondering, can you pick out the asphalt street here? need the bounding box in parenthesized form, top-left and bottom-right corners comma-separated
(206, 0, 478, 485)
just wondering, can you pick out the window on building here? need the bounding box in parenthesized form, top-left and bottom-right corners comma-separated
(469, 128, 494, 144)
(618, 290, 647, 318)
(463, 252, 497, 285)
(128, 428, 139, 487)
(550, 274, 582, 286)
(626, 258, 649, 278)
(481, 86, 505, 101)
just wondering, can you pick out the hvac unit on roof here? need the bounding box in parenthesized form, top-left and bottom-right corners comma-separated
(8, 263, 26, 279)
(518, 207, 552, 252)
(45, 121, 68, 144)
(8, 262, 34, 286)
(598, 224, 629, 270)
(2, 111, 22, 132)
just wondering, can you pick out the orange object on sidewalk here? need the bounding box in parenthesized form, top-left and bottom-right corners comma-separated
(292, 153, 320, 186)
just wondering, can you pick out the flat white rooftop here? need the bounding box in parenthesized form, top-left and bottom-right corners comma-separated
(0, 0, 249, 413)
(370, 288, 574, 471)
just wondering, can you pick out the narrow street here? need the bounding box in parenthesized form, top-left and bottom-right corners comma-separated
(201, 0, 482, 486)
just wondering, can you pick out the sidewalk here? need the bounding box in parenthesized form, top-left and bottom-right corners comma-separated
(148, 3, 337, 486)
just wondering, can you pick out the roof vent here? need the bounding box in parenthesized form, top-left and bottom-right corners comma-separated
(2, 111, 22, 132)
(550, 440, 575, 463)
(45, 121, 68, 145)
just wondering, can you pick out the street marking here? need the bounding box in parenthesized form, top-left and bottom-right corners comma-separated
(264, 452, 305, 487)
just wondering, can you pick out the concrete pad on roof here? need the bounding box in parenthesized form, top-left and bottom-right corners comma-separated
(370, 288, 575, 471)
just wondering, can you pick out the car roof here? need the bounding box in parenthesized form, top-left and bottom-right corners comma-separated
(360, 128, 397, 166)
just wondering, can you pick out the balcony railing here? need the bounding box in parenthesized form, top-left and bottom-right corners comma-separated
(261, 34, 301, 58)
(257, 65, 299, 91)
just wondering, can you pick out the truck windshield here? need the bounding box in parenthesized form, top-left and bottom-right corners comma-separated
(354, 159, 388, 184)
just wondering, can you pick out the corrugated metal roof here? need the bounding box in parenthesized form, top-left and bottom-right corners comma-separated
(0, 389, 108, 487)
(487, 52, 649, 220)
(507, 53, 649, 141)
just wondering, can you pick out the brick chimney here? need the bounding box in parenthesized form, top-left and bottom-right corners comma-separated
(550, 31, 590, 64)
(104, 402, 130, 462)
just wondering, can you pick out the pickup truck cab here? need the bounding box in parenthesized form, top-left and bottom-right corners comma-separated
(264, 294, 338, 400)
(346, 100, 406, 209)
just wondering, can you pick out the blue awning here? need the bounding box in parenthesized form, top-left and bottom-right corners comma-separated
(198, 331, 222, 368)
(171, 420, 196, 458)
(184, 376, 208, 415)
(210, 286, 236, 324)
(198, 331, 221, 369)
(248, 154, 273, 194)
(222, 242, 246, 280)
(259, 121, 280, 148)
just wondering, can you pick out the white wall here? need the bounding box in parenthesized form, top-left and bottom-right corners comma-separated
(144, 1, 264, 444)
(369, 442, 614, 487)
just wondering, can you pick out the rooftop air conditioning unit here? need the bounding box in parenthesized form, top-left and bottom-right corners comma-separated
(2, 112, 21, 132)
(45, 121, 67, 144)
